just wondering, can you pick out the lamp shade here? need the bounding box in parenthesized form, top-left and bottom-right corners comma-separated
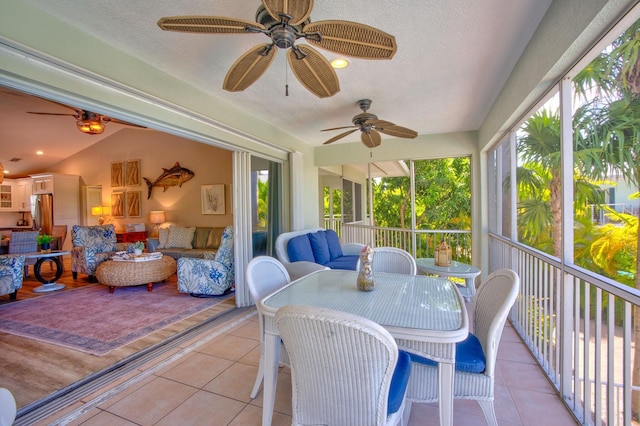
(91, 206, 111, 216)
(150, 211, 166, 224)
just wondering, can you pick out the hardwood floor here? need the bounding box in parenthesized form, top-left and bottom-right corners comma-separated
(0, 255, 237, 412)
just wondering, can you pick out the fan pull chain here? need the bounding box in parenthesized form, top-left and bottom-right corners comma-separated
(285, 58, 289, 96)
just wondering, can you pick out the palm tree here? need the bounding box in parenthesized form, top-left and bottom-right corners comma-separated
(572, 18, 640, 418)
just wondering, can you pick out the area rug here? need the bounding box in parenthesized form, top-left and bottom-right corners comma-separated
(0, 283, 233, 356)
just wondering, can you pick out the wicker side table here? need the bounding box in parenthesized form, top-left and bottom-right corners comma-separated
(96, 255, 177, 293)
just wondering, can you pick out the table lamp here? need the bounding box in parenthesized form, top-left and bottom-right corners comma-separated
(150, 210, 166, 237)
(91, 206, 111, 225)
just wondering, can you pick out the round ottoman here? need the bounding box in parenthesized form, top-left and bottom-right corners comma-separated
(96, 255, 177, 293)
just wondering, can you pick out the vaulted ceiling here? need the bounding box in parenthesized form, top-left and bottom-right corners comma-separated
(1, 0, 555, 177)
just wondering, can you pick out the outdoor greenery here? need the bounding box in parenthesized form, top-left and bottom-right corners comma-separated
(514, 18, 640, 418)
(371, 157, 471, 230)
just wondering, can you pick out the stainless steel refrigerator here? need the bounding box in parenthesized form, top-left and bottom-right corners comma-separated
(31, 193, 53, 235)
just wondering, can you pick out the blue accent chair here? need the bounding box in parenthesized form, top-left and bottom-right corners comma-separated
(0, 255, 25, 301)
(71, 224, 132, 282)
(177, 226, 234, 296)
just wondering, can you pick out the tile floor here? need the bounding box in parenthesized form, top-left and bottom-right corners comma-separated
(31, 309, 578, 426)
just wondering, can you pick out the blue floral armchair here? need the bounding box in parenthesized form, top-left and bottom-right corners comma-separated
(0, 255, 25, 301)
(178, 226, 234, 296)
(71, 224, 132, 282)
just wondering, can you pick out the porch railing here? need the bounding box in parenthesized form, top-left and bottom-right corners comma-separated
(331, 222, 472, 263)
(489, 233, 640, 425)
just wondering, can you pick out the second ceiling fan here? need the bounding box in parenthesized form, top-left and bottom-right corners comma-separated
(322, 99, 418, 148)
(157, 0, 397, 98)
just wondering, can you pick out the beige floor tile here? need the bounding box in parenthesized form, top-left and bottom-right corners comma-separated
(509, 386, 578, 425)
(158, 352, 234, 388)
(75, 410, 138, 425)
(105, 376, 198, 425)
(229, 403, 292, 426)
(497, 340, 537, 364)
(237, 345, 261, 367)
(198, 334, 259, 361)
(228, 317, 260, 341)
(203, 362, 260, 403)
(250, 369, 293, 416)
(154, 390, 246, 426)
(499, 359, 556, 394)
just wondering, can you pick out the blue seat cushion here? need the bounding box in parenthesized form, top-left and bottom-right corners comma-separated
(388, 350, 411, 415)
(326, 255, 359, 270)
(325, 229, 344, 260)
(308, 231, 330, 265)
(408, 333, 486, 373)
(287, 235, 315, 263)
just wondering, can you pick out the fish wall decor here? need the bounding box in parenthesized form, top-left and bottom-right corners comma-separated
(143, 162, 195, 199)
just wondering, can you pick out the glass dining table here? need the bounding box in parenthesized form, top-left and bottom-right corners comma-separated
(259, 269, 469, 426)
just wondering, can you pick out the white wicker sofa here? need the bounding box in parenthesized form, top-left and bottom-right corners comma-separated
(275, 228, 364, 280)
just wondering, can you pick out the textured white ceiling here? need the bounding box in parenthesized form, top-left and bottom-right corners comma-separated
(2, 0, 554, 176)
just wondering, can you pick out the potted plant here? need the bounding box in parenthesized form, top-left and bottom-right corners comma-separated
(36, 234, 55, 253)
(133, 240, 145, 255)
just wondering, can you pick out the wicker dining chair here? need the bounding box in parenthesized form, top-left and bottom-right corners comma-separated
(8, 231, 38, 277)
(276, 305, 412, 426)
(245, 256, 291, 399)
(405, 268, 520, 426)
(357, 246, 417, 275)
(51, 225, 68, 251)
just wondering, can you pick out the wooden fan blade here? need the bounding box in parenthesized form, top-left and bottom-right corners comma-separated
(223, 44, 277, 92)
(106, 117, 147, 129)
(288, 45, 339, 98)
(321, 125, 357, 132)
(323, 129, 358, 145)
(377, 124, 418, 139)
(157, 16, 264, 34)
(368, 119, 395, 128)
(262, 0, 313, 26)
(361, 130, 382, 148)
(26, 112, 76, 116)
(304, 20, 397, 59)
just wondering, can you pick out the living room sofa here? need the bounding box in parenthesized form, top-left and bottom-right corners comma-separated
(275, 228, 365, 280)
(147, 225, 226, 260)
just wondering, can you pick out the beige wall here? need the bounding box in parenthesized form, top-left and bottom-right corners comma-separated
(51, 128, 232, 234)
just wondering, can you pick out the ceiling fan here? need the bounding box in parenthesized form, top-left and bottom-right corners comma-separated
(157, 0, 397, 98)
(321, 99, 418, 148)
(27, 101, 145, 135)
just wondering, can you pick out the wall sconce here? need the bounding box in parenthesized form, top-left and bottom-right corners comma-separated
(149, 210, 166, 237)
(91, 206, 111, 225)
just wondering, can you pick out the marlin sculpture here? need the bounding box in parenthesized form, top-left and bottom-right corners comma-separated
(143, 162, 195, 199)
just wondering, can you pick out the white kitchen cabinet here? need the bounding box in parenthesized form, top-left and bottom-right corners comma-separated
(14, 178, 32, 211)
(32, 175, 54, 194)
(0, 182, 13, 210)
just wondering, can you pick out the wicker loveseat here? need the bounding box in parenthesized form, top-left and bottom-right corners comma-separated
(147, 225, 226, 260)
(275, 228, 365, 280)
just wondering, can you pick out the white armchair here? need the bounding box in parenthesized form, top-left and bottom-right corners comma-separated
(405, 269, 520, 426)
(357, 246, 417, 275)
(276, 305, 412, 426)
(245, 256, 290, 398)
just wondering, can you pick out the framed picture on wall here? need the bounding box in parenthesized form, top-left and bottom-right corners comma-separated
(111, 191, 125, 218)
(111, 162, 124, 187)
(201, 184, 225, 215)
(126, 190, 141, 217)
(125, 159, 141, 186)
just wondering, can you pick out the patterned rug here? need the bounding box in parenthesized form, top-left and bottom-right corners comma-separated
(0, 283, 233, 356)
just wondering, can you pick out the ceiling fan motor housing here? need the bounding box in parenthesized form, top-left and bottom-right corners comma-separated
(255, 5, 308, 49)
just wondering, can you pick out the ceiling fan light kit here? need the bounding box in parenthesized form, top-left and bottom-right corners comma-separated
(157, 0, 397, 98)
